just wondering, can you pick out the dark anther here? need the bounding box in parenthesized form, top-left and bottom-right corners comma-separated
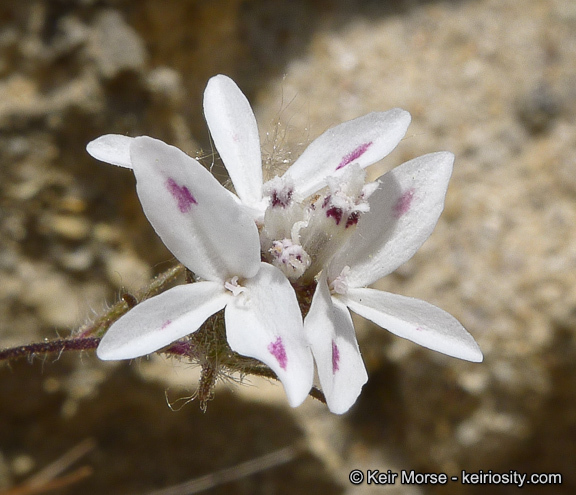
(345, 211, 360, 228)
(326, 206, 343, 225)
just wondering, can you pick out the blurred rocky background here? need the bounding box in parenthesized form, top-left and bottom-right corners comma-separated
(1, 0, 575, 493)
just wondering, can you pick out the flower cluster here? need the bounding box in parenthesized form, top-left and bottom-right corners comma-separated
(87, 75, 482, 414)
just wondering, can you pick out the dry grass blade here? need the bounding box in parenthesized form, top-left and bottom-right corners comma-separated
(0, 467, 93, 495)
(0, 439, 96, 495)
(24, 438, 96, 488)
(145, 443, 305, 495)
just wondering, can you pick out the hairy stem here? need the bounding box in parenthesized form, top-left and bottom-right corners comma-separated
(1, 263, 185, 362)
(77, 263, 185, 338)
(0, 337, 100, 362)
(0, 261, 327, 407)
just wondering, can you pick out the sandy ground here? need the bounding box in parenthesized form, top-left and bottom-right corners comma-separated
(1, 0, 576, 493)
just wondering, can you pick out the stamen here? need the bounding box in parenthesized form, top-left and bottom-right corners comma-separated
(271, 188, 292, 208)
(345, 211, 360, 228)
(224, 276, 247, 296)
(290, 220, 308, 245)
(330, 266, 351, 295)
(269, 239, 311, 280)
(325, 206, 343, 225)
(263, 176, 294, 209)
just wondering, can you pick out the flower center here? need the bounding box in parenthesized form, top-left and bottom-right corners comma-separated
(261, 165, 376, 283)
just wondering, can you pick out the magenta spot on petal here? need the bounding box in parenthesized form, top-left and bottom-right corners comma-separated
(161, 319, 172, 330)
(416, 326, 425, 332)
(166, 178, 198, 213)
(332, 340, 340, 373)
(393, 188, 415, 218)
(268, 336, 288, 370)
(336, 141, 373, 171)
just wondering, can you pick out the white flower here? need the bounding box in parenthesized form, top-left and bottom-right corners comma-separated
(87, 74, 482, 414)
(305, 152, 484, 413)
(86, 135, 313, 408)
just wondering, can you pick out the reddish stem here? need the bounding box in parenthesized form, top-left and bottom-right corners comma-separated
(0, 337, 100, 362)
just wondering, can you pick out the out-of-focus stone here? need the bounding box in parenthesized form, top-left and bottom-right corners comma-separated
(19, 266, 84, 329)
(42, 214, 90, 241)
(88, 10, 147, 79)
(104, 249, 152, 292)
(145, 67, 184, 107)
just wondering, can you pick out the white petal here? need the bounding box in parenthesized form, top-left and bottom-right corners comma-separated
(130, 136, 261, 282)
(305, 274, 368, 414)
(203, 75, 263, 207)
(329, 152, 454, 288)
(225, 263, 314, 407)
(97, 282, 230, 360)
(86, 134, 134, 168)
(284, 109, 411, 199)
(343, 288, 483, 362)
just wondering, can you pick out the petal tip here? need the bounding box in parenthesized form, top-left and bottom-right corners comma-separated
(435, 150, 455, 166)
(207, 73, 234, 86)
(96, 341, 133, 361)
(204, 74, 240, 105)
(395, 107, 412, 125)
(86, 134, 134, 168)
(326, 374, 368, 415)
(285, 387, 311, 408)
(383, 107, 412, 130)
(447, 337, 483, 363)
(96, 334, 156, 361)
(468, 346, 484, 363)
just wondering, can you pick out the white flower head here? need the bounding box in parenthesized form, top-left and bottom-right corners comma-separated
(87, 74, 482, 414)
